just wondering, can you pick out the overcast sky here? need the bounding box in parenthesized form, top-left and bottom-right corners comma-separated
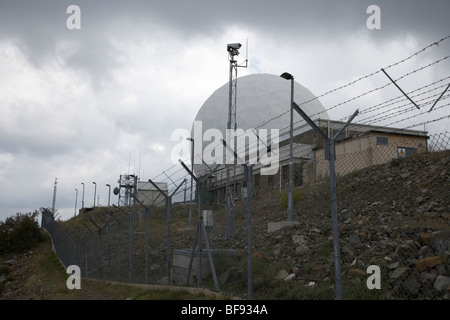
(0, 0, 449, 222)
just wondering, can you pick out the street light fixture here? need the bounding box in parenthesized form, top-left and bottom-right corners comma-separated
(106, 184, 111, 207)
(92, 182, 97, 208)
(74, 188, 78, 217)
(280, 72, 294, 222)
(81, 183, 85, 209)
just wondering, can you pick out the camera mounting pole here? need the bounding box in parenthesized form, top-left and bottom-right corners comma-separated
(225, 41, 248, 239)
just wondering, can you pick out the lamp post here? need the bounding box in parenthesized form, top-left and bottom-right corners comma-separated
(92, 182, 97, 208)
(106, 184, 111, 207)
(280, 72, 294, 222)
(81, 183, 85, 209)
(51, 178, 57, 214)
(186, 137, 194, 228)
(74, 188, 78, 217)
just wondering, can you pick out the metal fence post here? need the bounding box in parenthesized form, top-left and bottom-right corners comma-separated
(148, 178, 186, 285)
(291, 101, 358, 299)
(113, 205, 134, 282)
(110, 210, 122, 281)
(328, 138, 342, 300)
(178, 159, 220, 291)
(245, 164, 253, 300)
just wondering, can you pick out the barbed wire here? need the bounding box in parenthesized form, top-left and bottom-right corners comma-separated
(254, 36, 450, 130)
(357, 78, 450, 117)
(142, 36, 450, 193)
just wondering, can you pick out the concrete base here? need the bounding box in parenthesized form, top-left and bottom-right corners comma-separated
(267, 220, 300, 233)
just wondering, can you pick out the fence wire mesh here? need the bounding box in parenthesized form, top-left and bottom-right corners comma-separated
(41, 36, 450, 300)
(42, 131, 450, 300)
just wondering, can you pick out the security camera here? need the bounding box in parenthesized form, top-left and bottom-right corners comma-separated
(227, 43, 242, 50)
(227, 43, 242, 55)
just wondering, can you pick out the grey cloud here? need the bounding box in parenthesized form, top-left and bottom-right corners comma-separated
(0, 0, 448, 222)
(2, 0, 448, 80)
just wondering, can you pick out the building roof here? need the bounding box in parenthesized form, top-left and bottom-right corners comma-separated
(316, 119, 429, 141)
(137, 181, 168, 191)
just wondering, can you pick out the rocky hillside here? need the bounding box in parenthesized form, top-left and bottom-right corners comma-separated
(217, 149, 450, 299)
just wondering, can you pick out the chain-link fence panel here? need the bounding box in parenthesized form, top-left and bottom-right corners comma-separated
(42, 132, 449, 300)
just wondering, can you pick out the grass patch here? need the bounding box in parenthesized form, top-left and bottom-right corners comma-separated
(2, 231, 233, 300)
(280, 187, 303, 208)
(132, 288, 215, 300)
(318, 242, 333, 259)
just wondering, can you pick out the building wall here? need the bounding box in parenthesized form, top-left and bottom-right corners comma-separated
(136, 181, 168, 207)
(206, 128, 428, 197)
(308, 132, 428, 183)
(137, 190, 167, 207)
(209, 141, 313, 201)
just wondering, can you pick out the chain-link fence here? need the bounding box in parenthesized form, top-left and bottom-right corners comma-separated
(42, 131, 449, 300)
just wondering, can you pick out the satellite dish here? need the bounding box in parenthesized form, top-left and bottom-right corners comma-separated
(113, 187, 119, 195)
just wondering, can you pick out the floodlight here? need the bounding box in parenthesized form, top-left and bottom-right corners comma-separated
(280, 72, 294, 80)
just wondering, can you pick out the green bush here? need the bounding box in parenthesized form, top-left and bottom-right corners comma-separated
(0, 211, 45, 255)
(280, 187, 303, 208)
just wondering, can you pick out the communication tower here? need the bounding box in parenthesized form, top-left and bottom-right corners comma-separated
(117, 174, 138, 207)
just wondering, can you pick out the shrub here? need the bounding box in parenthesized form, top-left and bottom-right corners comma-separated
(280, 187, 303, 208)
(0, 211, 45, 255)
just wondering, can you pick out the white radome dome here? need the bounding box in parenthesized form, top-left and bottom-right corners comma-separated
(191, 73, 329, 175)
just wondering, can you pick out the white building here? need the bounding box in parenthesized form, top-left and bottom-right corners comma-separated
(136, 181, 168, 207)
(190, 73, 428, 204)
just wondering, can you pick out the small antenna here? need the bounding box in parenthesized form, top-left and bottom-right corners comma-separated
(245, 38, 248, 66)
(139, 147, 142, 180)
(238, 39, 249, 68)
(128, 150, 131, 175)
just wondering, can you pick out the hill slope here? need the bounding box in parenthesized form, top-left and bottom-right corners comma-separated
(1, 150, 449, 300)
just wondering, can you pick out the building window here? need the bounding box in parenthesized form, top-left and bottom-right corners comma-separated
(254, 173, 260, 187)
(376, 137, 389, 145)
(398, 147, 417, 158)
(332, 129, 346, 141)
(268, 174, 274, 186)
(282, 165, 289, 181)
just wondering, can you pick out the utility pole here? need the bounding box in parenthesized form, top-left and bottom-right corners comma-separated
(280, 72, 295, 221)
